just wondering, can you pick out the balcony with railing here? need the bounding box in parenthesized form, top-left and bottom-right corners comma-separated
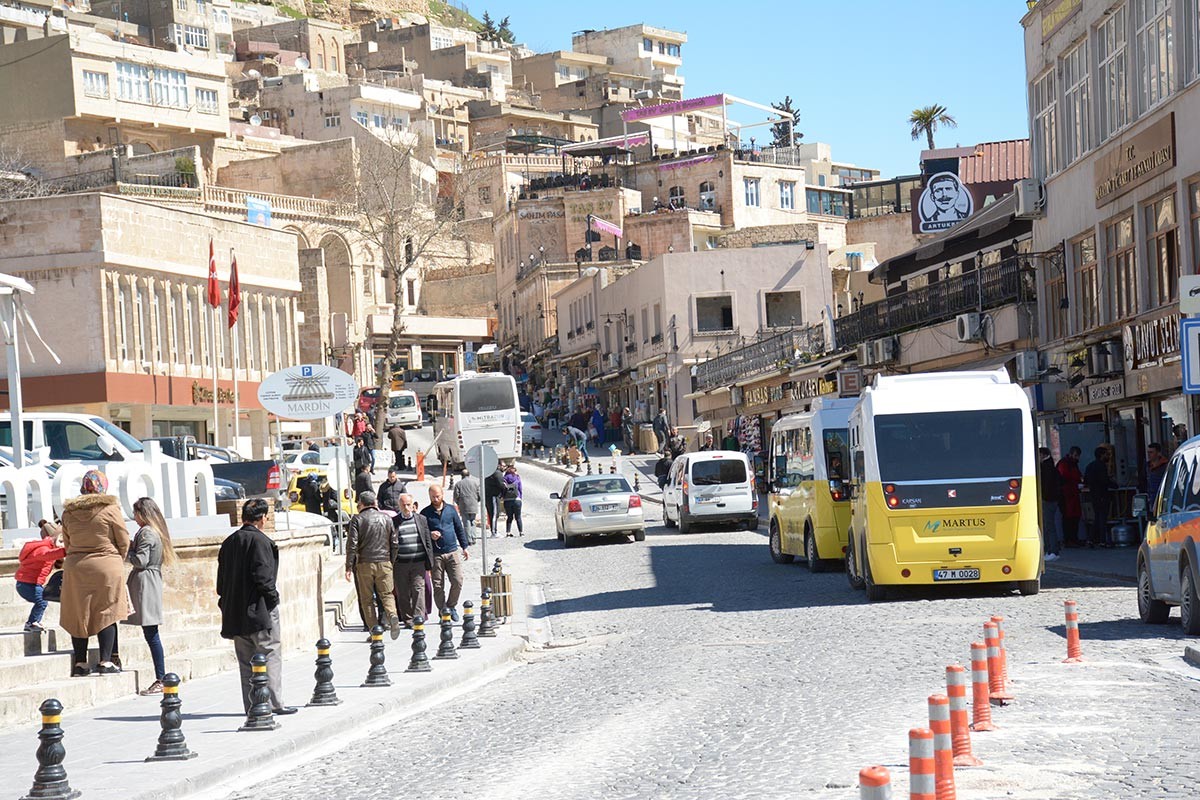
(695, 325, 826, 391)
(832, 258, 1033, 350)
(202, 185, 356, 223)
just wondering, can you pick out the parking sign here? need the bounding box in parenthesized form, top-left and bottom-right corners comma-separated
(1182, 318, 1200, 394)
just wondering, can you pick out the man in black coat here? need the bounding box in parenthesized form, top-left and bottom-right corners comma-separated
(483, 467, 505, 538)
(216, 499, 296, 716)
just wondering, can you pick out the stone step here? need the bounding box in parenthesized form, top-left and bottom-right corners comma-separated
(0, 630, 65, 661)
(0, 600, 60, 632)
(0, 669, 143, 729)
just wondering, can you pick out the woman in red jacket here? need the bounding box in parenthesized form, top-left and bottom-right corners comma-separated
(15, 520, 66, 631)
(1057, 447, 1084, 547)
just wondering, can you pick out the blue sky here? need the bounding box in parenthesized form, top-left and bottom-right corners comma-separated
(497, 0, 1031, 178)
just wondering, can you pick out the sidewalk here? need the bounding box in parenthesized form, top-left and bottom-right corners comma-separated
(0, 610, 527, 800)
(1044, 543, 1137, 583)
(527, 429, 665, 503)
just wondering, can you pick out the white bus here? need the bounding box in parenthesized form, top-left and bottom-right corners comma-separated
(431, 372, 521, 469)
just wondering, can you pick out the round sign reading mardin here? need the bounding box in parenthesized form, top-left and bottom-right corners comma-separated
(257, 364, 360, 420)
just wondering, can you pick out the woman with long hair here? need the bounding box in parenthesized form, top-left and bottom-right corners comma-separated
(126, 497, 177, 694)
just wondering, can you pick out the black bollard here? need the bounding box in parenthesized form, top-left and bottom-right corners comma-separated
(239, 653, 280, 732)
(361, 625, 391, 687)
(586, 461, 593, 475)
(459, 601, 481, 649)
(406, 615, 432, 672)
(433, 608, 458, 660)
(610, 463, 617, 474)
(146, 673, 197, 762)
(634, 473, 641, 491)
(306, 638, 342, 706)
(478, 589, 498, 638)
(20, 699, 80, 800)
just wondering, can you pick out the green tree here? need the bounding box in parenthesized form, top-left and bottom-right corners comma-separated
(477, 11, 498, 42)
(770, 95, 801, 148)
(497, 15, 515, 44)
(908, 104, 958, 150)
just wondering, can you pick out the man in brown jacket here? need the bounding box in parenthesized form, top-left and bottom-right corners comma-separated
(345, 490, 400, 639)
(388, 425, 408, 471)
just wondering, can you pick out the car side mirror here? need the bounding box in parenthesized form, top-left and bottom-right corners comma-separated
(96, 433, 116, 457)
(549, 492, 560, 500)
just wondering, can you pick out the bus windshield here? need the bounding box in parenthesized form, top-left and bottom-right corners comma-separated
(823, 428, 849, 480)
(459, 378, 516, 414)
(874, 410, 1023, 482)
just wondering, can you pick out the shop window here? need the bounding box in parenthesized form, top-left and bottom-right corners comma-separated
(1105, 215, 1137, 320)
(1073, 233, 1099, 331)
(1145, 193, 1179, 306)
(696, 295, 734, 332)
(765, 291, 803, 328)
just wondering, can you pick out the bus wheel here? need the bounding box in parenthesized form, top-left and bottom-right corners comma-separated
(1017, 578, 1040, 596)
(769, 521, 794, 564)
(845, 532, 865, 590)
(863, 549, 887, 602)
(805, 526, 827, 573)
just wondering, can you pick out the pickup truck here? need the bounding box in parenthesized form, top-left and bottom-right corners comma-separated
(143, 436, 282, 502)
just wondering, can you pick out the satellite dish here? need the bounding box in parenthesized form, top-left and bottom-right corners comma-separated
(249, 114, 262, 126)
(246, 69, 262, 79)
(295, 56, 310, 70)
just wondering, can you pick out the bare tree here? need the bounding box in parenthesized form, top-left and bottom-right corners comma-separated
(337, 129, 481, 433)
(0, 149, 60, 201)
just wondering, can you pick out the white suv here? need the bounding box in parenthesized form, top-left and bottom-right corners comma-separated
(662, 451, 758, 533)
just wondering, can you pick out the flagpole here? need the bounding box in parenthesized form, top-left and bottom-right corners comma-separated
(211, 304, 219, 447)
(230, 248, 240, 452)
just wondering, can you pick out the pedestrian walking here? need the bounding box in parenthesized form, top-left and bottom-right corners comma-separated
(60, 470, 130, 678)
(422, 485, 470, 621)
(453, 468, 481, 543)
(217, 499, 296, 716)
(569, 408, 587, 434)
(699, 432, 715, 451)
(352, 437, 371, 472)
(1146, 442, 1169, 501)
(377, 468, 405, 513)
(722, 429, 739, 451)
(15, 520, 65, 632)
(502, 464, 524, 537)
(484, 467, 504, 537)
(388, 425, 407, 470)
(392, 494, 434, 626)
(125, 497, 177, 695)
(1084, 447, 1117, 548)
(667, 427, 688, 460)
(1038, 447, 1063, 561)
(1057, 447, 1083, 546)
(622, 407, 637, 454)
(345, 491, 400, 639)
(361, 424, 377, 472)
(354, 464, 374, 500)
(300, 472, 322, 515)
(590, 406, 605, 447)
(654, 454, 673, 489)
(652, 408, 669, 451)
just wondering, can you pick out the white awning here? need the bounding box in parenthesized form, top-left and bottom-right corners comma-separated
(476, 343, 497, 355)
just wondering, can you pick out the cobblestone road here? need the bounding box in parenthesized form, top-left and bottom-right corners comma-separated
(226, 446, 1200, 800)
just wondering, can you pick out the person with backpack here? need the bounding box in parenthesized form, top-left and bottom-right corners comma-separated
(502, 464, 524, 537)
(484, 467, 505, 538)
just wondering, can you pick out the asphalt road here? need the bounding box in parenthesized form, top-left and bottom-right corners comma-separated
(226, 427, 1200, 799)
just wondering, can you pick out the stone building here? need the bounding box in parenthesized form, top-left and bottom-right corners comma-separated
(233, 17, 347, 73)
(89, 0, 234, 59)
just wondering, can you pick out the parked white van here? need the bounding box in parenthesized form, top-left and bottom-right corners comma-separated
(662, 451, 758, 533)
(385, 390, 422, 429)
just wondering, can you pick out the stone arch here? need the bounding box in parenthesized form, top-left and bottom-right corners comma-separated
(314, 35, 326, 70)
(318, 231, 354, 325)
(129, 141, 155, 155)
(283, 225, 310, 249)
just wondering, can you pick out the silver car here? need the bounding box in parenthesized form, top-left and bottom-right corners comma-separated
(551, 474, 645, 548)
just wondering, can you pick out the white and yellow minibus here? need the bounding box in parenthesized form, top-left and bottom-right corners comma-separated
(767, 397, 856, 571)
(845, 368, 1041, 601)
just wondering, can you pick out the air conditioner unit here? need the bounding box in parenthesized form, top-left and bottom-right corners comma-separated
(873, 336, 898, 364)
(856, 342, 873, 366)
(606, 353, 619, 369)
(1087, 341, 1122, 376)
(1014, 178, 1045, 219)
(956, 312, 983, 343)
(1015, 350, 1040, 382)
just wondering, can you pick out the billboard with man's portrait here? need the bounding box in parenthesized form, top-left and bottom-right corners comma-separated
(914, 171, 975, 233)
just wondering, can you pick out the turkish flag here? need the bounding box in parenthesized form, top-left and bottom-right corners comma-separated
(228, 250, 241, 328)
(206, 237, 221, 308)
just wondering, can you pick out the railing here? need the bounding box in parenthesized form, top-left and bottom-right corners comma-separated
(734, 145, 805, 166)
(625, 342, 637, 354)
(650, 333, 663, 345)
(833, 259, 1033, 349)
(694, 325, 826, 391)
(203, 185, 356, 222)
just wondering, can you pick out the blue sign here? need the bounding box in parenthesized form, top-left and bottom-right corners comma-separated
(1183, 318, 1200, 394)
(464, 351, 477, 370)
(246, 197, 272, 226)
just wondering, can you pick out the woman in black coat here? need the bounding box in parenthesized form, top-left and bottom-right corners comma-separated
(483, 467, 505, 538)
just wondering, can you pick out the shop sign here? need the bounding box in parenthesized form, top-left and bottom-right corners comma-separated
(1056, 387, 1087, 407)
(743, 382, 786, 409)
(729, 386, 743, 406)
(257, 364, 359, 421)
(837, 368, 863, 397)
(1094, 113, 1175, 206)
(517, 208, 564, 221)
(192, 382, 235, 405)
(1040, 0, 1082, 41)
(1123, 312, 1180, 371)
(1087, 378, 1125, 405)
(914, 172, 975, 233)
(793, 377, 837, 401)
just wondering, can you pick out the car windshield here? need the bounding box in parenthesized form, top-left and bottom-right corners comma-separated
(692, 459, 747, 485)
(573, 478, 632, 496)
(874, 410, 1024, 482)
(90, 417, 144, 452)
(521, 413, 537, 424)
(459, 377, 515, 414)
(389, 395, 416, 409)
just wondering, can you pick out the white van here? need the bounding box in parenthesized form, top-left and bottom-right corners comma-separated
(385, 390, 422, 429)
(662, 451, 758, 533)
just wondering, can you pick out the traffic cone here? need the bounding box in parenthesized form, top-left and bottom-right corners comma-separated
(927, 694, 956, 800)
(990, 615, 1010, 689)
(983, 622, 1012, 703)
(945, 665, 982, 766)
(858, 765, 892, 799)
(968, 642, 995, 732)
(908, 727, 935, 800)
(1063, 600, 1083, 663)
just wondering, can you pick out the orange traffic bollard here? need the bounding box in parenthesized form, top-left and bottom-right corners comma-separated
(945, 665, 982, 766)
(908, 728, 936, 800)
(859, 765, 893, 799)
(969, 642, 996, 732)
(416, 451, 426, 482)
(927, 694, 956, 800)
(1063, 599, 1083, 663)
(983, 622, 1013, 703)
(990, 615, 1010, 690)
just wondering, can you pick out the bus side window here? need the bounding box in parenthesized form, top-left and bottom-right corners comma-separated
(853, 450, 865, 481)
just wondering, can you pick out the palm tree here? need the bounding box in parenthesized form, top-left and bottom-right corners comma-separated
(909, 104, 958, 150)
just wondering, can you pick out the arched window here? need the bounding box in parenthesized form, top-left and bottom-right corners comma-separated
(698, 181, 715, 210)
(314, 36, 325, 70)
(668, 185, 685, 209)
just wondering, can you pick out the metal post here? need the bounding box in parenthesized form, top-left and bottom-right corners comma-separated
(0, 291, 25, 467)
(273, 414, 290, 533)
(210, 305, 219, 447)
(232, 317, 240, 452)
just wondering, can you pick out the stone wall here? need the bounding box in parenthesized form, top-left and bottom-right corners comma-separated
(0, 119, 68, 177)
(420, 262, 497, 318)
(846, 213, 921, 263)
(716, 222, 820, 249)
(217, 138, 356, 201)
